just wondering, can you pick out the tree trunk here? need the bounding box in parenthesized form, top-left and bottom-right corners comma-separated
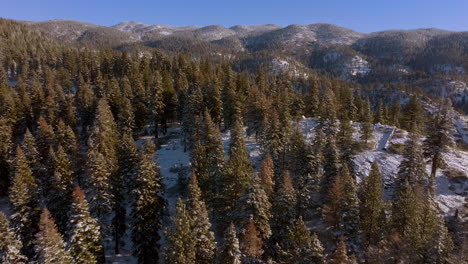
(154, 118, 159, 139)
(429, 153, 439, 195)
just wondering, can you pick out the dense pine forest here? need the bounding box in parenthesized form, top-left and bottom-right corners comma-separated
(0, 18, 466, 263)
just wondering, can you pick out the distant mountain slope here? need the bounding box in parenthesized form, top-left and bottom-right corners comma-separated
(17, 19, 468, 98)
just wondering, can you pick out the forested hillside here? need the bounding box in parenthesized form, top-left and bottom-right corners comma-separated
(0, 18, 466, 263)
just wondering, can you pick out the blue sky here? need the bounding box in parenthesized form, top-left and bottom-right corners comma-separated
(1, 0, 467, 32)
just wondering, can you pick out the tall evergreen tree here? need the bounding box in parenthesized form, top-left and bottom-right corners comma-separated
(34, 209, 73, 264)
(329, 236, 349, 264)
(261, 109, 285, 162)
(402, 95, 424, 134)
(340, 165, 360, 253)
(396, 133, 426, 194)
(337, 115, 356, 173)
(285, 217, 325, 264)
(21, 129, 40, 171)
(423, 106, 453, 194)
(67, 186, 103, 264)
(131, 140, 164, 264)
(304, 80, 320, 117)
(36, 116, 56, 164)
(0, 119, 13, 195)
(117, 97, 135, 135)
(9, 146, 40, 258)
(323, 171, 345, 231)
(269, 171, 297, 260)
(0, 212, 27, 264)
(240, 218, 264, 263)
(216, 223, 242, 264)
(86, 98, 119, 231)
(318, 87, 338, 136)
(359, 162, 385, 247)
(233, 174, 272, 241)
(226, 115, 253, 209)
(320, 132, 340, 200)
(76, 75, 95, 130)
(47, 145, 73, 233)
(287, 127, 312, 188)
(258, 154, 275, 196)
(360, 97, 373, 145)
(187, 174, 216, 264)
(164, 199, 196, 264)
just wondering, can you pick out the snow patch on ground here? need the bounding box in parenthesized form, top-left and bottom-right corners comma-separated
(347, 56, 371, 76)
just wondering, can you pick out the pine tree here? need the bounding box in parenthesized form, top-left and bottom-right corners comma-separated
(261, 109, 285, 161)
(392, 179, 419, 237)
(269, 171, 297, 259)
(240, 218, 264, 262)
(200, 111, 225, 203)
(76, 75, 95, 130)
(112, 133, 139, 254)
(340, 165, 360, 253)
(149, 72, 165, 138)
(217, 223, 242, 264)
(21, 128, 40, 173)
(374, 99, 386, 124)
(427, 216, 454, 263)
(234, 174, 272, 241)
(287, 126, 312, 188)
(0, 212, 27, 264)
(285, 217, 325, 264)
(337, 116, 356, 173)
(86, 149, 113, 229)
(311, 129, 325, 175)
(305, 80, 319, 117)
(329, 236, 349, 264)
(187, 174, 216, 264)
(207, 78, 223, 127)
(222, 65, 238, 130)
(161, 71, 178, 133)
(225, 115, 253, 213)
(402, 95, 424, 134)
(323, 171, 345, 230)
(320, 132, 340, 200)
(389, 103, 401, 127)
(359, 162, 385, 247)
(117, 96, 135, 135)
(258, 154, 275, 196)
(9, 146, 40, 258)
(67, 186, 103, 264)
(164, 199, 196, 264)
(86, 98, 119, 231)
(396, 133, 426, 194)
(34, 209, 73, 264)
(87, 98, 119, 171)
(131, 140, 164, 264)
(36, 116, 56, 164)
(56, 121, 78, 159)
(360, 97, 373, 144)
(318, 87, 338, 136)
(0, 119, 13, 196)
(423, 105, 453, 195)
(47, 145, 73, 233)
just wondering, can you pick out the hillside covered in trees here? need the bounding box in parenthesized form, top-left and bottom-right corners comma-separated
(0, 18, 467, 263)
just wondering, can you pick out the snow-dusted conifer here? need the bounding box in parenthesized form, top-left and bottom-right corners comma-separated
(131, 140, 164, 264)
(217, 223, 241, 264)
(67, 186, 103, 264)
(9, 146, 40, 258)
(187, 174, 216, 264)
(0, 212, 27, 264)
(164, 199, 196, 264)
(34, 208, 73, 264)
